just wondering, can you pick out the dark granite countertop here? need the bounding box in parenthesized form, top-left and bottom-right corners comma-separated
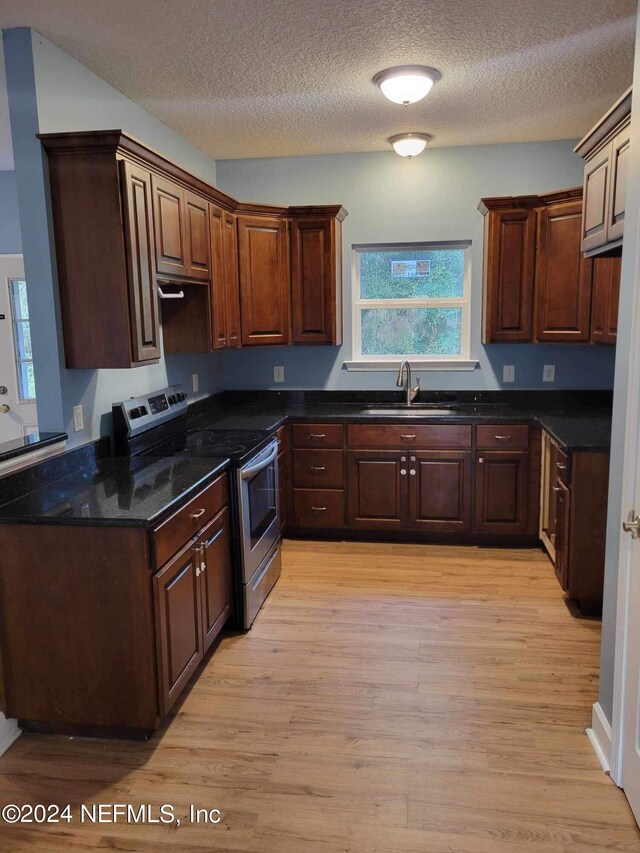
(188, 390, 613, 452)
(0, 431, 68, 464)
(0, 451, 229, 527)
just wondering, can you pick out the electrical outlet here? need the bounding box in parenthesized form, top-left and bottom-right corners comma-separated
(543, 364, 556, 383)
(192, 373, 199, 393)
(274, 365, 285, 383)
(72, 404, 84, 432)
(502, 365, 515, 383)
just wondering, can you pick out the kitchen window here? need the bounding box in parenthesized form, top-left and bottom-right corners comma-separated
(347, 242, 475, 370)
(8, 279, 36, 401)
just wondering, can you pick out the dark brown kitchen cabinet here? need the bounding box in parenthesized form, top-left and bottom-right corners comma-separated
(347, 450, 407, 529)
(553, 479, 570, 591)
(590, 255, 621, 345)
(0, 471, 232, 736)
(290, 207, 346, 345)
(277, 424, 291, 532)
(480, 205, 537, 342)
(575, 88, 631, 256)
(154, 538, 203, 715)
(481, 188, 591, 345)
(224, 211, 242, 347)
(120, 160, 161, 363)
(152, 176, 210, 282)
(474, 451, 530, 535)
(534, 200, 593, 343)
(199, 507, 233, 651)
(210, 205, 243, 349)
(410, 450, 472, 532)
(238, 215, 291, 346)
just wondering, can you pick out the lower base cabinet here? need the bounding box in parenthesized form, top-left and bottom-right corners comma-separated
(347, 451, 407, 529)
(0, 472, 233, 736)
(412, 450, 472, 532)
(474, 450, 530, 535)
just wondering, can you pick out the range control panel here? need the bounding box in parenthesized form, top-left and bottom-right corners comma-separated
(112, 385, 188, 440)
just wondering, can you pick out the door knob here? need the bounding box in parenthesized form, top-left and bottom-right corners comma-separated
(0, 404, 10, 414)
(623, 510, 640, 539)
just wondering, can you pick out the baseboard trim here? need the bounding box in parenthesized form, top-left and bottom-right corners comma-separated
(587, 701, 612, 774)
(0, 716, 20, 757)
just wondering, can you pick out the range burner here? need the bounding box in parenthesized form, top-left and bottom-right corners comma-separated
(149, 428, 270, 461)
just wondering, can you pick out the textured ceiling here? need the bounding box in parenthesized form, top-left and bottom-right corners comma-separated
(0, 0, 637, 169)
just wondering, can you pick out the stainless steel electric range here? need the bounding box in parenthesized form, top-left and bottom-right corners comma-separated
(112, 385, 281, 628)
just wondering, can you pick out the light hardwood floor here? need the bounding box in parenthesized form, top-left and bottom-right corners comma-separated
(1, 540, 639, 852)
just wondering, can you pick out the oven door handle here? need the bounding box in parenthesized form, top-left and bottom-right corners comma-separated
(240, 443, 278, 480)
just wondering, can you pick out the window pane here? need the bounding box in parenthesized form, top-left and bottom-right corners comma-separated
(15, 320, 32, 359)
(18, 361, 36, 400)
(360, 248, 465, 300)
(361, 307, 462, 356)
(9, 280, 29, 319)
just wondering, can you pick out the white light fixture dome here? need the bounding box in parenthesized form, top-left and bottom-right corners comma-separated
(373, 65, 441, 105)
(389, 133, 432, 158)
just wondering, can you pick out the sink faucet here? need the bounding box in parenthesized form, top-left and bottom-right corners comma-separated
(396, 360, 420, 404)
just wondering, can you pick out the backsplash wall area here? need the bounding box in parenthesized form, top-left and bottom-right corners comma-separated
(217, 144, 616, 391)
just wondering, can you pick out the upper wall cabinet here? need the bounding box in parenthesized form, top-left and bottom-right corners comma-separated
(289, 207, 347, 345)
(40, 130, 347, 367)
(575, 87, 632, 257)
(480, 188, 593, 344)
(238, 215, 290, 346)
(590, 255, 621, 346)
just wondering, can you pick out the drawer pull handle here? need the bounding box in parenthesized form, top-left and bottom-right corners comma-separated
(191, 508, 206, 520)
(557, 463, 567, 470)
(493, 435, 511, 440)
(310, 433, 326, 439)
(310, 466, 326, 471)
(552, 486, 562, 493)
(400, 434, 417, 440)
(311, 506, 327, 511)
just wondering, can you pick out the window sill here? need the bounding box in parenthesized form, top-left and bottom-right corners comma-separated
(343, 360, 479, 372)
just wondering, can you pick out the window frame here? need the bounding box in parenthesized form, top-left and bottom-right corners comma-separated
(349, 241, 474, 369)
(8, 278, 37, 402)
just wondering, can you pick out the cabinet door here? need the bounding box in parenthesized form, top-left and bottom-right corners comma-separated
(474, 451, 529, 535)
(199, 507, 232, 652)
(209, 204, 228, 349)
(153, 540, 203, 715)
(535, 200, 592, 343)
(483, 208, 536, 342)
(119, 160, 161, 363)
(347, 450, 407, 529)
(591, 255, 621, 345)
(223, 212, 242, 347)
(238, 215, 290, 346)
(152, 175, 188, 278)
(291, 217, 340, 344)
(581, 143, 611, 253)
(184, 191, 210, 280)
(409, 450, 472, 532)
(607, 124, 630, 244)
(554, 480, 570, 591)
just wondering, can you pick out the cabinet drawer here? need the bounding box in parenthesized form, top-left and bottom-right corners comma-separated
(555, 447, 570, 486)
(293, 489, 345, 527)
(476, 424, 529, 450)
(347, 423, 472, 449)
(293, 449, 344, 489)
(153, 473, 228, 567)
(292, 423, 344, 448)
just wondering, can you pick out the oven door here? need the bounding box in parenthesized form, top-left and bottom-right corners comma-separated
(238, 440, 280, 581)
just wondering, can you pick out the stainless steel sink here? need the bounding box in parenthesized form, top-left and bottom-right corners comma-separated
(362, 407, 458, 416)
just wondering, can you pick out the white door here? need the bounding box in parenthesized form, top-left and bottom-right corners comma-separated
(0, 256, 37, 443)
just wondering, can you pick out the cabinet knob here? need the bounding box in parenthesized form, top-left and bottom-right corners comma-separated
(478, 457, 484, 464)
(401, 456, 407, 462)
(409, 469, 416, 475)
(400, 469, 407, 476)
(552, 486, 562, 493)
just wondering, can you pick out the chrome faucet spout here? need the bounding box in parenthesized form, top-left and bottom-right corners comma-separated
(396, 360, 420, 404)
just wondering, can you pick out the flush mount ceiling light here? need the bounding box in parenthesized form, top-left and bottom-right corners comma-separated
(373, 65, 441, 105)
(389, 132, 432, 158)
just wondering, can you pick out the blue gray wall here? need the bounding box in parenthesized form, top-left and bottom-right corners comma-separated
(3, 28, 225, 446)
(217, 145, 616, 391)
(0, 171, 21, 253)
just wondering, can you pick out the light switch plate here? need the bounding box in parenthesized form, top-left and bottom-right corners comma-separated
(273, 366, 285, 383)
(543, 364, 556, 383)
(72, 404, 84, 432)
(502, 365, 515, 383)
(192, 373, 199, 392)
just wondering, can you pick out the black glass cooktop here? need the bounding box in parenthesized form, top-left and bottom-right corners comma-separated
(147, 428, 272, 464)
